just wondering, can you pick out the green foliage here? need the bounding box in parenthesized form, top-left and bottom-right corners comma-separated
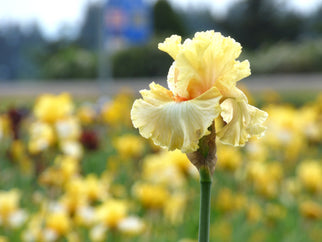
(111, 41, 172, 78)
(245, 39, 322, 73)
(0, 23, 45, 80)
(153, 0, 186, 37)
(77, 2, 101, 50)
(220, 0, 303, 49)
(179, 9, 217, 34)
(40, 45, 97, 79)
(111, 37, 322, 78)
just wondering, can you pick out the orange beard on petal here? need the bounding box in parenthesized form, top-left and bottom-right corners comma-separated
(173, 95, 189, 102)
(172, 68, 190, 102)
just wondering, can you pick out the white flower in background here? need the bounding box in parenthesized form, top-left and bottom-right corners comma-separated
(8, 210, 27, 228)
(117, 216, 145, 235)
(55, 117, 81, 140)
(60, 140, 83, 159)
(90, 224, 107, 242)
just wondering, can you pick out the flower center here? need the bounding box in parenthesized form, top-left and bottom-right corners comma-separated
(173, 95, 189, 102)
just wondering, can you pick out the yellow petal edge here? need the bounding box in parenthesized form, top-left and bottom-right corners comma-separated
(217, 98, 268, 146)
(131, 82, 222, 153)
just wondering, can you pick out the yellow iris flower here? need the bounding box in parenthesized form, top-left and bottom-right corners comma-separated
(34, 93, 73, 123)
(131, 30, 267, 153)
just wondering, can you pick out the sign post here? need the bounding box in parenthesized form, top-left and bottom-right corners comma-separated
(98, 0, 152, 83)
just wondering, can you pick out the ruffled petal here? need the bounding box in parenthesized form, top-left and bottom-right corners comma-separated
(217, 98, 268, 146)
(246, 104, 269, 138)
(158, 35, 182, 59)
(131, 84, 222, 153)
(215, 60, 251, 98)
(166, 62, 179, 96)
(171, 30, 250, 99)
(138, 82, 174, 105)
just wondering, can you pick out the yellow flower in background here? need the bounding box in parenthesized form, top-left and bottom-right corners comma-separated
(210, 221, 232, 242)
(77, 105, 96, 125)
(38, 155, 79, 188)
(166, 149, 196, 176)
(28, 121, 55, 154)
(297, 160, 322, 193)
(83, 174, 109, 202)
(215, 188, 237, 213)
(61, 178, 88, 213)
(265, 203, 286, 222)
(141, 151, 186, 188)
(9, 140, 33, 174)
(0, 190, 20, 220)
(246, 201, 262, 223)
(57, 156, 79, 181)
(101, 100, 123, 126)
(55, 117, 81, 141)
(131, 30, 267, 152)
(132, 182, 170, 209)
(96, 199, 128, 228)
(164, 193, 187, 225)
(217, 144, 243, 172)
(246, 162, 283, 198)
(0, 236, 8, 242)
(300, 201, 322, 220)
(101, 92, 133, 127)
(113, 134, 145, 159)
(34, 93, 74, 123)
(0, 115, 10, 140)
(45, 211, 71, 237)
(0, 189, 27, 228)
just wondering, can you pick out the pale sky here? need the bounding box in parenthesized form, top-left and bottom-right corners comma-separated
(0, 0, 320, 39)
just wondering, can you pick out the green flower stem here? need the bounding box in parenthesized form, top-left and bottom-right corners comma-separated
(198, 165, 213, 242)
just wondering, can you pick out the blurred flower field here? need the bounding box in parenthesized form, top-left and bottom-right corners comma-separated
(0, 89, 321, 242)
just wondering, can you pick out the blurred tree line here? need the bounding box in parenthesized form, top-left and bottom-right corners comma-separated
(0, 0, 321, 80)
(0, 23, 46, 80)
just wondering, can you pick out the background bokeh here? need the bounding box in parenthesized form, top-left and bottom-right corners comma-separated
(0, 0, 321, 80)
(0, 0, 321, 241)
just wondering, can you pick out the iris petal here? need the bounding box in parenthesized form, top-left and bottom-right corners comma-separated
(131, 83, 222, 152)
(217, 98, 268, 146)
(158, 35, 182, 59)
(170, 31, 251, 99)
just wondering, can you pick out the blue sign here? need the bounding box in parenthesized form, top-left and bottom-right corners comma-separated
(104, 0, 152, 48)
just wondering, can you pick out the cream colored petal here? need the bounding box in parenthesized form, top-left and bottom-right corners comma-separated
(171, 31, 250, 100)
(217, 98, 268, 146)
(215, 60, 251, 97)
(246, 104, 268, 138)
(166, 62, 179, 95)
(201, 33, 250, 88)
(131, 85, 222, 153)
(139, 82, 174, 104)
(174, 36, 209, 99)
(217, 98, 248, 146)
(158, 35, 182, 59)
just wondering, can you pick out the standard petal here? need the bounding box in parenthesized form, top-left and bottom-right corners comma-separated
(158, 35, 182, 59)
(217, 98, 268, 146)
(166, 62, 179, 96)
(131, 85, 222, 153)
(172, 30, 250, 99)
